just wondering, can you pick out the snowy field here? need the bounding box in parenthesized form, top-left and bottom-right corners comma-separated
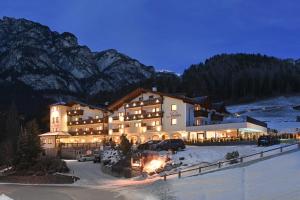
(122, 150, 300, 200)
(228, 96, 300, 132)
(161, 144, 284, 170)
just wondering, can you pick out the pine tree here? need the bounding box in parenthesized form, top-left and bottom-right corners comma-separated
(119, 134, 132, 156)
(5, 102, 22, 154)
(14, 119, 41, 170)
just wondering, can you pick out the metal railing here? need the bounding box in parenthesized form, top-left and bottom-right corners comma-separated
(162, 143, 300, 181)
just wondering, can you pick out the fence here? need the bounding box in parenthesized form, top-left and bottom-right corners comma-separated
(162, 143, 300, 181)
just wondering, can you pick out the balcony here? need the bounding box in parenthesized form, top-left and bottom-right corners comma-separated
(69, 129, 108, 136)
(112, 116, 119, 121)
(194, 109, 209, 118)
(112, 128, 119, 133)
(68, 117, 107, 126)
(124, 111, 163, 121)
(124, 97, 163, 109)
(67, 109, 84, 116)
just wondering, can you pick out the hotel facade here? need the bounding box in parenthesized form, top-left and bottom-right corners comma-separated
(40, 88, 268, 155)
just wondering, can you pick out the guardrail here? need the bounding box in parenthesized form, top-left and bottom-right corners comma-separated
(162, 143, 300, 181)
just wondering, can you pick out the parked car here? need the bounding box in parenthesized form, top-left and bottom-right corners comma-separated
(137, 140, 161, 151)
(156, 139, 186, 151)
(77, 155, 95, 162)
(257, 135, 280, 146)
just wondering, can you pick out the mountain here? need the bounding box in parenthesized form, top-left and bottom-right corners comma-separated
(0, 16, 154, 98)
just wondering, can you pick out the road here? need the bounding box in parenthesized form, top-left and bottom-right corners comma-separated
(0, 161, 124, 200)
(0, 184, 124, 200)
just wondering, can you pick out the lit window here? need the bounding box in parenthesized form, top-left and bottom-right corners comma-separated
(155, 120, 160, 126)
(171, 118, 177, 125)
(152, 108, 156, 113)
(55, 117, 59, 123)
(156, 107, 160, 112)
(119, 112, 124, 117)
(171, 104, 177, 111)
(135, 123, 141, 127)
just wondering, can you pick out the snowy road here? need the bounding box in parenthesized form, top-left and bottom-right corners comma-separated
(0, 184, 124, 200)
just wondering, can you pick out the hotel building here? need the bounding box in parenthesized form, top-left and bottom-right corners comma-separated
(40, 88, 268, 155)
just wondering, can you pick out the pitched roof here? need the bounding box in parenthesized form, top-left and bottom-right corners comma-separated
(50, 101, 108, 112)
(107, 88, 210, 111)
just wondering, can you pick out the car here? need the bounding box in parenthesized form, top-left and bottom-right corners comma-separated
(258, 135, 280, 146)
(77, 155, 95, 162)
(137, 140, 161, 151)
(156, 139, 186, 151)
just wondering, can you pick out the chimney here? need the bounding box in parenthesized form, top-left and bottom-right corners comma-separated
(152, 87, 157, 92)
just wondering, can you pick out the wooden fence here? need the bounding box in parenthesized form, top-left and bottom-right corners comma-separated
(162, 143, 300, 181)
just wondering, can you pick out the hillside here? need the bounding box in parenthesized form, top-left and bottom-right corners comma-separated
(228, 96, 300, 132)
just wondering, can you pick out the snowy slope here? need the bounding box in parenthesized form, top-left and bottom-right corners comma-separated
(124, 150, 300, 200)
(228, 96, 300, 132)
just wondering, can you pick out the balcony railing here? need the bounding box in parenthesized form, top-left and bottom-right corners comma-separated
(112, 116, 119, 121)
(146, 126, 157, 131)
(194, 109, 208, 118)
(67, 109, 84, 116)
(124, 97, 163, 109)
(112, 128, 119, 133)
(124, 111, 163, 121)
(69, 129, 108, 136)
(68, 117, 107, 126)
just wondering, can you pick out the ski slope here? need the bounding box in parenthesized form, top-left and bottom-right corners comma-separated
(228, 96, 300, 133)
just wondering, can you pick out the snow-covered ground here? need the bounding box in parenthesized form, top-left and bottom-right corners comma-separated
(122, 150, 300, 200)
(228, 96, 300, 132)
(161, 145, 284, 170)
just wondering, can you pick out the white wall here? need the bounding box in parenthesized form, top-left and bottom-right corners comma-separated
(162, 96, 187, 132)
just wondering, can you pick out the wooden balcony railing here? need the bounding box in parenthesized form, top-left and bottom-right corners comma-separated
(124, 97, 163, 109)
(68, 117, 107, 126)
(112, 116, 119, 120)
(112, 128, 119, 133)
(67, 109, 84, 116)
(124, 111, 163, 121)
(69, 129, 108, 136)
(194, 109, 209, 118)
(146, 126, 157, 131)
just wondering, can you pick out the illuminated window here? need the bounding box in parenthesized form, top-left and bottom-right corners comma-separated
(171, 104, 177, 111)
(135, 123, 141, 127)
(155, 120, 160, 126)
(171, 118, 177, 125)
(55, 117, 59, 123)
(152, 108, 156, 113)
(119, 112, 124, 117)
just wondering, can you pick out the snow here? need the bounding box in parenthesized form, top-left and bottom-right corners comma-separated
(228, 96, 300, 132)
(121, 149, 300, 200)
(0, 194, 13, 200)
(159, 145, 285, 171)
(102, 149, 122, 166)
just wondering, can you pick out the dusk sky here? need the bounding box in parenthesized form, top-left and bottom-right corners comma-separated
(1, 0, 299, 73)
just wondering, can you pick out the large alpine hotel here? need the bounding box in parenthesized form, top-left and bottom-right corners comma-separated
(40, 87, 268, 155)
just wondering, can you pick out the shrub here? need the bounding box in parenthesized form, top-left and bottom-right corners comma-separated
(225, 151, 239, 164)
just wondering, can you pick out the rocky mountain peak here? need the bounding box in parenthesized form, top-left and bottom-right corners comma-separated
(0, 17, 155, 97)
